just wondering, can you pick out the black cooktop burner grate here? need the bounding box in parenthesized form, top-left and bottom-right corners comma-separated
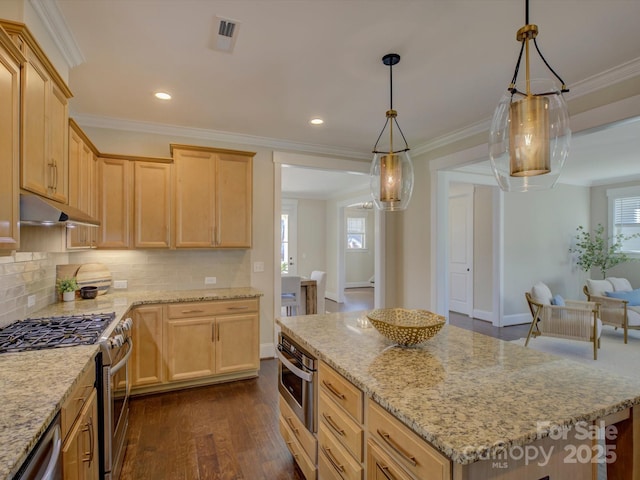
(0, 312, 116, 353)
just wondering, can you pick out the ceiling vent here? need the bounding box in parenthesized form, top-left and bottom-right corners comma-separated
(210, 15, 240, 53)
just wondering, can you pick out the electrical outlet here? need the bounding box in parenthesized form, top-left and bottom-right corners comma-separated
(27, 295, 36, 308)
(205, 277, 217, 285)
(113, 280, 128, 289)
(253, 261, 264, 273)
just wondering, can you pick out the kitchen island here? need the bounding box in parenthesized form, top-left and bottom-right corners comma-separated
(277, 310, 640, 479)
(0, 287, 262, 480)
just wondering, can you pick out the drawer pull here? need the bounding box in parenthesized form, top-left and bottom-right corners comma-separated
(285, 441, 298, 459)
(227, 306, 249, 310)
(321, 445, 345, 473)
(285, 416, 299, 435)
(322, 413, 345, 436)
(82, 416, 95, 464)
(377, 429, 417, 467)
(322, 380, 346, 399)
(379, 464, 398, 480)
(181, 309, 205, 314)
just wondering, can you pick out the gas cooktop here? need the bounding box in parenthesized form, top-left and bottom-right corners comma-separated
(0, 312, 116, 353)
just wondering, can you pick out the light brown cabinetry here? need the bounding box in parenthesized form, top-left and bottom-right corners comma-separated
(367, 399, 451, 480)
(164, 298, 260, 382)
(318, 362, 364, 480)
(97, 157, 133, 248)
(68, 120, 98, 248)
(61, 360, 99, 480)
(279, 395, 317, 479)
(134, 161, 171, 248)
(0, 20, 72, 203)
(171, 145, 253, 248)
(131, 305, 164, 388)
(0, 26, 23, 251)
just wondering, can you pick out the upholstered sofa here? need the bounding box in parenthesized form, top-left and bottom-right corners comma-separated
(583, 277, 640, 343)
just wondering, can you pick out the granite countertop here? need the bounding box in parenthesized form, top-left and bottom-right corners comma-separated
(277, 310, 640, 465)
(0, 287, 263, 480)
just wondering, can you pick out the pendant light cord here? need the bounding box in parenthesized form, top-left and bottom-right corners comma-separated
(372, 57, 410, 154)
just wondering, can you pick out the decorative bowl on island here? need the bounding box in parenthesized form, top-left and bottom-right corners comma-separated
(366, 308, 445, 346)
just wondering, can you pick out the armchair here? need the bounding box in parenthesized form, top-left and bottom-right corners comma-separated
(525, 282, 602, 359)
(583, 277, 640, 344)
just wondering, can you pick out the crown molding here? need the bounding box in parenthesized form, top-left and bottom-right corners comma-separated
(29, 0, 85, 68)
(73, 113, 371, 160)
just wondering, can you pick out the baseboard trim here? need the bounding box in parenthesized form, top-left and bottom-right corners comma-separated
(345, 282, 373, 288)
(472, 309, 493, 322)
(502, 313, 531, 327)
(260, 342, 275, 359)
(325, 291, 339, 302)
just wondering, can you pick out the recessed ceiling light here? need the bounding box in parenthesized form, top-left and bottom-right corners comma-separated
(155, 92, 171, 100)
(310, 118, 324, 125)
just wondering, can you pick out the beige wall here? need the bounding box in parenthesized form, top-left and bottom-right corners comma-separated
(473, 185, 494, 315)
(293, 198, 326, 278)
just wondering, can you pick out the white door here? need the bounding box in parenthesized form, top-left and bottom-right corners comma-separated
(281, 199, 298, 275)
(449, 184, 473, 315)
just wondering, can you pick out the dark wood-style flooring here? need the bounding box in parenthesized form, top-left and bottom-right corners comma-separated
(120, 290, 531, 479)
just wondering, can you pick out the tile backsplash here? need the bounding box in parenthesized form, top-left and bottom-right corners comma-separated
(0, 248, 251, 328)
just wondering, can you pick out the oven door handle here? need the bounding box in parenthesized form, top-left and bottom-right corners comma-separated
(110, 337, 133, 375)
(275, 348, 313, 382)
(41, 423, 61, 480)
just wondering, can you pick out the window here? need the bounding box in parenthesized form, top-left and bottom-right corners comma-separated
(608, 187, 640, 253)
(347, 216, 366, 250)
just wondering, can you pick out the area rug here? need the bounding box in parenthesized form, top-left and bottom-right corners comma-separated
(511, 328, 640, 382)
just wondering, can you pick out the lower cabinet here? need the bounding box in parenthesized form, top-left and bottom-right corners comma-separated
(318, 361, 364, 480)
(130, 298, 260, 394)
(61, 361, 99, 480)
(279, 395, 317, 480)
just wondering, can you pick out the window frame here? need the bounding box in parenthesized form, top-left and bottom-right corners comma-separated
(607, 186, 640, 255)
(346, 214, 367, 251)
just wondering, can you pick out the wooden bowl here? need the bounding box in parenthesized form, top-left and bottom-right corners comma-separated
(366, 308, 445, 346)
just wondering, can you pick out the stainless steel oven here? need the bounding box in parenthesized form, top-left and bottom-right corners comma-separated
(99, 317, 133, 480)
(276, 332, 318, 433)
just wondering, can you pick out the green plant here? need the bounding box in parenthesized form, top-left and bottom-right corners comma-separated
(56, 277, 79, 293)
(569, 224, 639, 278)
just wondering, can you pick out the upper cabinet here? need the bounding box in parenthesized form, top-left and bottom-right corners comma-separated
(171, 145, 253, 249)
(97, 156, 133, 249)
(134, 160, 171, 248)
(0, 26, 24, 251)
(68, 120, 99, 249)
(0, 20, 73, 204)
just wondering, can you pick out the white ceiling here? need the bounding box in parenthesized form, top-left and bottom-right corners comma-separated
(39, 0, 640, 195)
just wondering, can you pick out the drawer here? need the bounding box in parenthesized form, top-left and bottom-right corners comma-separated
(319, 361, 363, 423)
(318, 424, 363, 480)
(279, 415, 316, 480)
(319, 390, 363, 461)
(61, 361, 96, 440)
(318, 446, 345, 480)
(367, 399, 451, 480)
(167, 298, 258, 318)
(279, 394, 317, 463)
(366, 438, 413, 480)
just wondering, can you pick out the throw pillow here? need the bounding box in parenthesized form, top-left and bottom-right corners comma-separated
(551, 294, 565, 306)
(586, 279, 614, 297)
(531, 282, 553, 305)
(605, 277, 633, 292)
(604, 288, 640, 306)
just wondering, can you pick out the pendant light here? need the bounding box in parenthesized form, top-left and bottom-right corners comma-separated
(370, 53, 414, 211)
(489, 0, 571, 192)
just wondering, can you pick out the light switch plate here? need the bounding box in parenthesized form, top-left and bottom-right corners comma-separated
(253, 261, 264, 273)
(205, 277, 217, 285)
(113, 280, 128, 289)
(27, 294, 36, 307)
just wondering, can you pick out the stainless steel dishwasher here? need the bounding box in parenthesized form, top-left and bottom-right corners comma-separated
(14, 413, 62, 480)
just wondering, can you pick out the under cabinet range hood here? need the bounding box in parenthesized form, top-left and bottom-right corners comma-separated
(20, 193, 100, 227)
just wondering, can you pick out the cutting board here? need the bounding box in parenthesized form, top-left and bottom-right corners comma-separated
(75, 263, 112, 295)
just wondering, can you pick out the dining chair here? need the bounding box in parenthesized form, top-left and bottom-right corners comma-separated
(281, 275, 302, 316)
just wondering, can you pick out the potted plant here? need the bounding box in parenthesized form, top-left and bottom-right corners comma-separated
(569, 224, 639, 279)
(57, 278, 79, 302)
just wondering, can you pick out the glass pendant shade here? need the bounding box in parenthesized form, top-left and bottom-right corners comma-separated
(489, 79, 570, 192)
(370, 150, 413, 211)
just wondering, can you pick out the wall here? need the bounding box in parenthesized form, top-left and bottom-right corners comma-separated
(292, 198, 326, 278)
(473, 185, 494, 315)
(503, 184, 591, 319)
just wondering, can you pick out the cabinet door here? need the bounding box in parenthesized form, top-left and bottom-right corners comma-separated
(215, 153, 252, 247)
(0, 34, 20, 250)
(173, 148, 215, 247)
(21, 49, 48, 197)
(215, 313, 259, 374)
(48, 83, 69, 203)
(165, 317, 216, 381)
(97, 157, 133, 248)
(68, 127, 93, 248)
(134, 161, 171, 248)
(366, 439, 412, 480)
(131, 305, 164, 387)
(62, 389, 99, 480)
